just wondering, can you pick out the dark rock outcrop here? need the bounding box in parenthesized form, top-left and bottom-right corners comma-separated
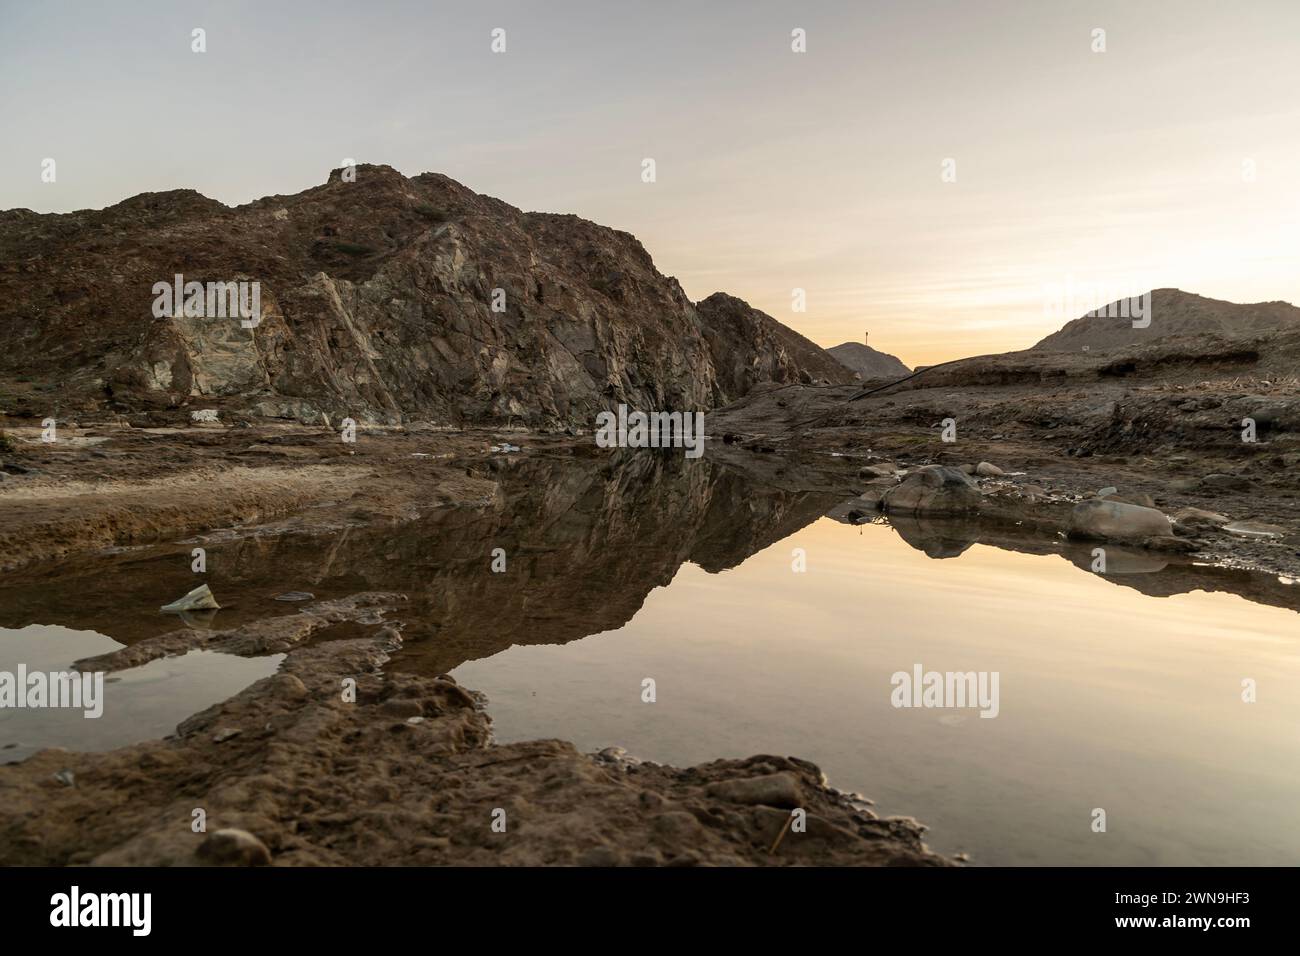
(0, 165, 849, 427)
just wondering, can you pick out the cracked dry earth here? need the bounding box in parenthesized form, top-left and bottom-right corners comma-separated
(0, 593, 948, 868)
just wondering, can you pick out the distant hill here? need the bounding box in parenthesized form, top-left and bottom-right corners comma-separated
(828, 341, 911, 379)
(1032, 289, 1300, 352)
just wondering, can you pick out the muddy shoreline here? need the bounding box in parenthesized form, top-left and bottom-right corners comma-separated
(1, 402, 1296, 866)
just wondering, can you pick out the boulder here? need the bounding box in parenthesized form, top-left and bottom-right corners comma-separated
(975, 461, 1004, 477)
(882, 466, 983, 516)
(1067, 499, 1173, 542)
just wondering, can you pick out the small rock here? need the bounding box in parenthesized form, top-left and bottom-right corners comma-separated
(266, 673, 309, 700)
(212, 727, 242, 743)
(379, 698, 424, 718)
(857, 464, 897, 479)
(273, 591, 314, 602)
(651, 811, 706, 841)
(577, 845, 622, 867)
(1173, 507, 1230, 532)
(706, 772, 803, 809)
(53, 769, 75, 787)
(1097, 486, 1118, 497)
(1201, 473, 1251, 492)
(975, 462, 1004, 477)
(196, 828, 272, 867)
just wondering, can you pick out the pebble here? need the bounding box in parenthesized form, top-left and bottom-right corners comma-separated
(706, 772, 802, 809)
(196, 828, 272, 867)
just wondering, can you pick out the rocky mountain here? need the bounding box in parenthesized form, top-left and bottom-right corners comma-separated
(1032, 288, 1300, 352)
(0, 165, 852, 428)
(828, 341, 911, 379)
(697, 293, 855, 395)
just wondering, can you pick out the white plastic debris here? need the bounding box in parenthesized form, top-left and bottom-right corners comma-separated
(160, 583, 220, 613)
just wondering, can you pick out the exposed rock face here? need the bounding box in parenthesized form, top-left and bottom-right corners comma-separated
(696, 293, 855, 393)
(1032, 288, 1300, 353)
(0, 165, 848, 427)
(828, 341, 911, 379)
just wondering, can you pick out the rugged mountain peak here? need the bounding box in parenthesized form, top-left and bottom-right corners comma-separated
(696, 293, 856, 392)
(0, 167, 849, 428)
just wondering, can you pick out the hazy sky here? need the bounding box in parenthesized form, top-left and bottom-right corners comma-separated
(3, 0, 1298, 366)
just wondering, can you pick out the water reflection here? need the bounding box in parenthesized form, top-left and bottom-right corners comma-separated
(0, 452, 1296, 863)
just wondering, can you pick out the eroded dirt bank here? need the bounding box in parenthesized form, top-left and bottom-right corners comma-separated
(0, 421, 502, 572)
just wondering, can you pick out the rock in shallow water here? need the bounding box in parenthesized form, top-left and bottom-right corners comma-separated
(1068, 499, 1172, 542)
(882, 465, 983, 516)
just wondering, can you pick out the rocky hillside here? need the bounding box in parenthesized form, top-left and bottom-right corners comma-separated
(697, 293, 855, 395)
(828, 341, 911, 378)
(0, 165, 850, 428)
(1032, 288, 1300, 352)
